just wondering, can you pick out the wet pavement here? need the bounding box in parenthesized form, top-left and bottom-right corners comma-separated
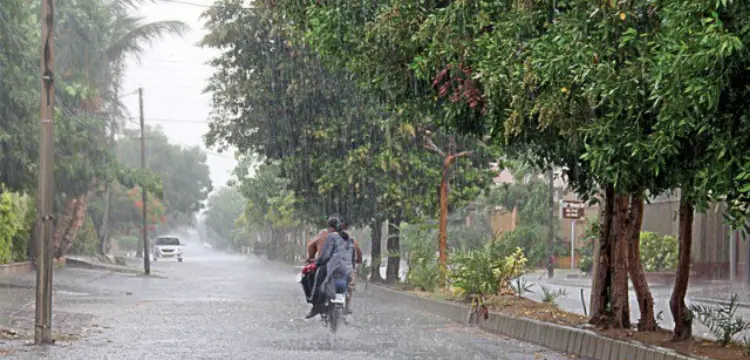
(1, 247, 570, 359)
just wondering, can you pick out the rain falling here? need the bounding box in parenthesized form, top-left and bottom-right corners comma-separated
(1, 0, 750, 359)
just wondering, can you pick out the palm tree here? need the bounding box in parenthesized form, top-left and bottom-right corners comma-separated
(52, 0, 189, 257)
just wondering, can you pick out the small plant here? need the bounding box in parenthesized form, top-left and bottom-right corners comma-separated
(450, 246, 501, 295)
(510, 276, 534, 297)
(540, 285, 568, 304)
(577, 216, 598, 273)
(690, 294, 750, 345)
(407, 257, 440, 292)
(742, 336, 750, 356)
(449, 245, 530, 297)
(357, 259, 371, 281)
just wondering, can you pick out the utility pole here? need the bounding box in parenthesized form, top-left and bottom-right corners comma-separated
(547, 168, 555, 279)
(34, 0, 55, 345)
(139, 88, 151, 276)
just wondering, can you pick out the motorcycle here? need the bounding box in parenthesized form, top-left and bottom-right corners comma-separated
(301, 262, 349, 333)
(321, 277, 348, 333)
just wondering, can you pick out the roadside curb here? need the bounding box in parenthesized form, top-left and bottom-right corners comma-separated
(363, 283, 703, 360)
(64, 257, 165, 277)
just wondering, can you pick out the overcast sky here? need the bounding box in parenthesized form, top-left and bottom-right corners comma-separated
(120, 0, 237, 192)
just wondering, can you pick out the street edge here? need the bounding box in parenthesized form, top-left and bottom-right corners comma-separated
(64, 257, 167, 278)
(363, 283, 704, 360)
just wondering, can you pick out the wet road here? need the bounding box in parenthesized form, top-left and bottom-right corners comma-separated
(7, 247, 569, 359)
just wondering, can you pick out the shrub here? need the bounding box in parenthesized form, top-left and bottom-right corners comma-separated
(11, 194, 34, 262)
(356, 259, 371, 281)
(640, 231, 678, 272)
(407, 257, 440, 292)
(69, 217, 99, 256)
(577, 216, 598, 273)
(0, 189, 29, 264)
(540, 285, 568, 305)
(449, 246, 500, 296)
(690, 294, 750, 346)
(402, 223, 441, 290)
(449, 245, 529, 296)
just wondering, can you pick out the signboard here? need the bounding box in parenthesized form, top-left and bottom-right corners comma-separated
(561, 200, 585, 220)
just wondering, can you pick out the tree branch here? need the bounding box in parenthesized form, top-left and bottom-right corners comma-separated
(448, 151, 474, 162)
(423, 134, 446, 157)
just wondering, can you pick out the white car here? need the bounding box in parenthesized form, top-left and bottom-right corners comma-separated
(153, 236, 184, 262)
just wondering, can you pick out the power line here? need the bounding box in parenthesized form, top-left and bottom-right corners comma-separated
(131, 116, 210, 124)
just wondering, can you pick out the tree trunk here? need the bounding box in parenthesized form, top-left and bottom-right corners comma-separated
(670, 193, 694, 341)
(610, 193, 631, 329)
(98, 183, 113, 255)
(590, 185, 614, 325)
(627, 193, 657, 331)
(53, 197, 77, 253)
(370, 219, 384, 283)
(56, 193, 90, 258)
(438, 160, 449, 281)
(386, 216, 401, 283)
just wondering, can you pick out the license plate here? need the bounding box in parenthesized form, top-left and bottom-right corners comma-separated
(331, 294, 346, 304)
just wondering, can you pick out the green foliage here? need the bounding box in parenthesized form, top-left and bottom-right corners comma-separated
(0, 0, 38, 194)
(540, 286, 568, 305)
(690, 294, 750, 346)
(0, 189, 28, 264)
(640, 232, 678, 272)
(201, 1, 495, 234)
(11, 194, 34, 262)
(449, 245, 528, 296)
(577, 216, 598, 274)
(480, 163, 561, 266)
(117, 126, 212, 216)
(69, 217, 99, 256)
(408, 258, 440, 292)
(356, 259, 371, 281)
(401, 223, 440, 291)
(203, 187, 245, 242)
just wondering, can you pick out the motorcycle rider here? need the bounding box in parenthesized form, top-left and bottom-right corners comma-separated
(305, 214, 362, 314)
(306, 216, 349, 319)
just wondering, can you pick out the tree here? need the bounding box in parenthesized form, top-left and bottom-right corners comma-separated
(0, 0, 38, 194)
(203, 187, 245, 243)
(202, 0, 495, 281)
(647, 0, 750, 340)
(117, 126, 213, 217)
